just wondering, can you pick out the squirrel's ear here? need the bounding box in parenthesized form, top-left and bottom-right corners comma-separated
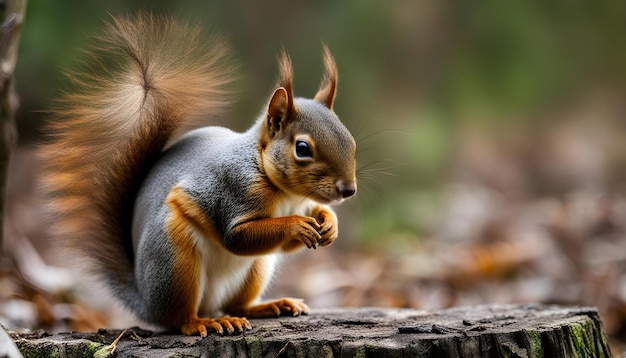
(267, 87, 290, 137)
(313, 45, 338, 110)
(266, 51, 296, 137)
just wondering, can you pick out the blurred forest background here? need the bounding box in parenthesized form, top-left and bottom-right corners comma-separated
(3, 0, 626, 353)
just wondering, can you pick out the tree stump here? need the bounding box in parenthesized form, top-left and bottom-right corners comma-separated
(8, 304, 612, 357)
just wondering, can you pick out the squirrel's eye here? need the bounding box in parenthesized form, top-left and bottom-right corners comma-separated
(295, 140, 313, 159)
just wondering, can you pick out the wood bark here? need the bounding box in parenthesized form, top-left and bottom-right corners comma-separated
(8, 304, 612, 357)
(0, 0, 26, 252)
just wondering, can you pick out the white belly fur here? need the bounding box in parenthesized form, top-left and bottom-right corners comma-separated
(272, 195, 316, 218)
(193, 195, 313, 316)
(192, 228, 278, 316)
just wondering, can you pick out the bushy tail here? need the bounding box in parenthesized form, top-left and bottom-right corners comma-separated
(40, 13, 235, 312)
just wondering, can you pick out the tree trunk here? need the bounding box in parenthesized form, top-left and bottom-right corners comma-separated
(8, 304, 612, 357)
(0, 0, 26, 252)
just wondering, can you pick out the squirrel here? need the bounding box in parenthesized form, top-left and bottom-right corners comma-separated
(40, 13, 356, 337)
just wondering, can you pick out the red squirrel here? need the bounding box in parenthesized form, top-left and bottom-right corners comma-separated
(41, 13, 356, 336)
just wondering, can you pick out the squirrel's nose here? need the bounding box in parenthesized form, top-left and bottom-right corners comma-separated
(337, 180, 357, 199)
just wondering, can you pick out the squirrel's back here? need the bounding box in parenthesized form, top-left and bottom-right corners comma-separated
(40, 13, 235, 298)
(131, 125, 250, 245)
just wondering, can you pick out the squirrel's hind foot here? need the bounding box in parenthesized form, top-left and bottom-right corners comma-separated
(240, 298, 310, 318)
(181, 316, 251, 337)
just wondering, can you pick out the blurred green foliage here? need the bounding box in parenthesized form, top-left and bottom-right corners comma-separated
(15, 0, 626, 245)
(444, 0, 626, 116)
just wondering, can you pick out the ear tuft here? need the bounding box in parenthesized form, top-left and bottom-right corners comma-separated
(277, 49, 295, 104)
(313, 44, 338, 110)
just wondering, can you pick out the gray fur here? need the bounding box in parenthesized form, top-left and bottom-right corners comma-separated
(129, 96, 354, 322)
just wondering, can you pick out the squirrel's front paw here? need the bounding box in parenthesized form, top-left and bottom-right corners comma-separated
(291, 216, 321, 249)
(316, 209, 338, 246)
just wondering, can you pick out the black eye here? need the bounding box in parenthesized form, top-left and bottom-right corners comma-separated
(295, 140, 313, 158)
